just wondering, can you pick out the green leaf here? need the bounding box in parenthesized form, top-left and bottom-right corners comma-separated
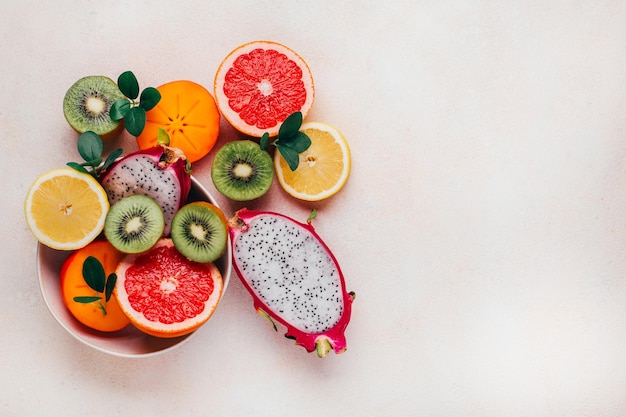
(110, 98, 130, 121)
(279, 131, 311, 153)
(84, 157, 103, 168)
(82, 256, 106, 293)
(278, 111, 302, 140)
(77, 131, 103, 162)
(139, 87, 161, 111)
(260, 132, 269, 151)
(67, 162, 90, 174)
(276, 143, 301, 171)
(105, 273, 117, 302)
(157, 127, 170, 146)
(118, 71, 140, 99)
(125, 106, 147, 136)
(73, 296, 102, 304)
(307, 208, 317, 223)
(102, 148, 123, 171)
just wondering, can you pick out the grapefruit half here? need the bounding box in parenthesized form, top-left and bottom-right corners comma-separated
(115, 238, 223, 338)
(214, 40, 315, 137)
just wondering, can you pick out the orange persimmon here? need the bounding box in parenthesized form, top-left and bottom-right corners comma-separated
(60, 240, 130, 332)
(136, 80, 220, 163)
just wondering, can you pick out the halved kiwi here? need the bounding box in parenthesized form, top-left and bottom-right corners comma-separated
(171, 202, 228, 263)
(104, 195, 165, 254)
(211, 140, 274, 201)
(63, 75, 125, 138)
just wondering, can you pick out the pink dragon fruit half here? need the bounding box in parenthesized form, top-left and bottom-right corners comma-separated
(100, 144, 191, 236)
(229, 208, 355, 357)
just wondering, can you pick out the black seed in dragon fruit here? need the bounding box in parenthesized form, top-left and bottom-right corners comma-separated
(100, 144, 191, 236)
(229, 208, 355, 357)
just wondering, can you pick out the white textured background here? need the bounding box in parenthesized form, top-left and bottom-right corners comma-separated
(3, 0, 626, 416)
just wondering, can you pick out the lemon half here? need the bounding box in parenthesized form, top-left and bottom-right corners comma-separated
(25, 168, 109, 250)
(274, 122, 351, 201)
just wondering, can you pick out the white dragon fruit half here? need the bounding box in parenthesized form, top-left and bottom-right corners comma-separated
(229, 208, 355, 357)
(100, 144, 191, 236)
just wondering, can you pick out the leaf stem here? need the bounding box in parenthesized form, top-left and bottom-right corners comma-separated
(67, 132, 123, 179)
(72, 257, 115, 316)
(97, 300, 107, 316)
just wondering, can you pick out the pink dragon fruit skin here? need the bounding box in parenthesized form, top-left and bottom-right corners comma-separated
(99, 145, 191, 236)
(229, 208, 355, 357)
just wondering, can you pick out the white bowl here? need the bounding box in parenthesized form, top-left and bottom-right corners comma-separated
(37, 176, 232, 358)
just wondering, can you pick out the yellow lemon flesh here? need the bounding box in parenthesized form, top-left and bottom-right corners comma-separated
(25, 168, 109, 250)
(274, 122, 351, 201)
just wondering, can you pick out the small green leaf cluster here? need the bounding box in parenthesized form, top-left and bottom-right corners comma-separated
(110, 71, 161, 137)
(260, 111, 311, 171)
(73, 256, 117, 316)
(67, 131, 122, 179)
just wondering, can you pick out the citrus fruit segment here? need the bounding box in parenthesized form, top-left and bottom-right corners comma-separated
(136, 80, 220, 163)
(115, 238, 223, 338)
(274, 122, 351, 201)
(24, 168, 110, 250)
(214, 40, 315, 137)
(60, 240, 130, 332)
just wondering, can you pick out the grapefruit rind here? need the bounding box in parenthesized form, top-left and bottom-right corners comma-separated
(213, 40, 315, 138)
(115, 239, 224, 338)
(274, 122, 351, 201)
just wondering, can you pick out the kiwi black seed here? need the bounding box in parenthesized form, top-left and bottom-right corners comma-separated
(104, 194, 165, 254)
(171, 202, 228, 263)
(63, 75, 125, 138)
(211, 140, 274, 201)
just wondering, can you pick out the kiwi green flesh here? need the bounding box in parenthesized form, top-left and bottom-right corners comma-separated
(211, 140, 274, 201)
(171, 204, 227, 263)
(104, 195, 165, 254)
(63, 75, 124, 136)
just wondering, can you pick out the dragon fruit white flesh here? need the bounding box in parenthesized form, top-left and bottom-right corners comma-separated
(229, 208, 355, 357)
(100, 144, 191, 236)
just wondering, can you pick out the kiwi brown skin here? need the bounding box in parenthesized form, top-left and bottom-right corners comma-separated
(170, 202, 228, 263)
(104, 195, 165, 254)
(63, 75, 125, 140)
(211, 140, 274, 201)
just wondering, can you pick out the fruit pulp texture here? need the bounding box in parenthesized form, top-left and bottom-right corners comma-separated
(86, 96, 106, 115)
(26, 170, 108, 249)
(278, 128, 345, 195)
(60, 240, 130, 332)
(63, 76, 124, 137)
(233, 213, 344, 333)
(234, 163, 253, 178)
(171, 202, 228, 263)
(224, 48, 307, 130)
(99, 148, 190, 237)
(124, 245, 217, 324)
(35, 176, 104, 239)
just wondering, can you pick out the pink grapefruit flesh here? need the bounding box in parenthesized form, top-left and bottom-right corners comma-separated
(115, 238, 223, 338)
(214, 40, 315, 137)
